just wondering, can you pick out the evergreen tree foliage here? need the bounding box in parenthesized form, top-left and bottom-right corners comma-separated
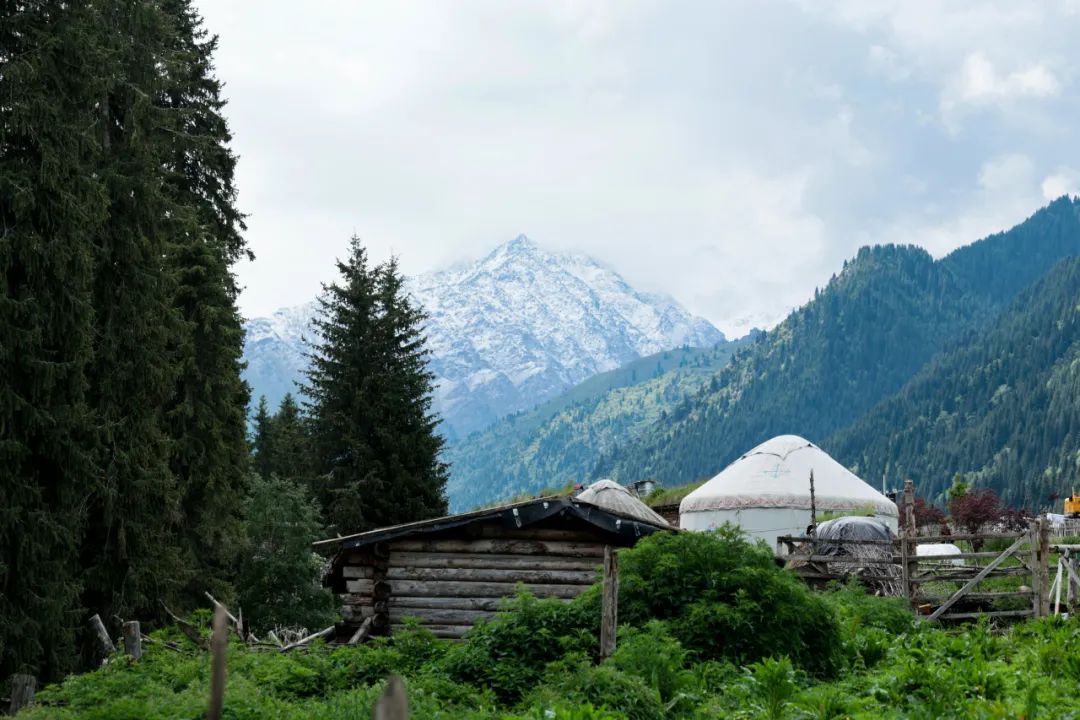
(829, 255, 1080, 511)
(236, 474, 336, 634)
(80, 0, 189, 626)
(156, 0, 251, 605)
(251, 393, 311, 484)
(0, 1, 106, 681)
(305, 237, 447, 533)
(251, 395, 274, 478)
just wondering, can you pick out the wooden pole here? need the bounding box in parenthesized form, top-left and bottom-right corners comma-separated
(1039, 516, 1050, 617)
(901, 480, 916, 607)
(600, 545, 618, 659)
(207, 605, 228, 720)
(89, 613, 116, 658)
(373, 675, 409, 720)
(8, 673, 36, 714)
(123, 621, 142, 660)
(1028, 520, 1041, 618)
(809, 470, 817, 534)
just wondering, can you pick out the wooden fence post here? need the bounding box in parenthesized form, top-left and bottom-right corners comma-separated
(123, 621, 142, 661)
(901, 480, 916, 608)
(600, 545, 618, 659)
(8, 673, 36, 714)
(207, 605, 228, 720)
(373, 675, 408, 720)
(1037, 517, 1050, 617)
(88, 613, 115, 660)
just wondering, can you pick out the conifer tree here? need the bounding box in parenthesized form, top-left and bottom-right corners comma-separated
(80, 0, 188, 624)
(267, 393, 311, 484)
(305, 238, 447, 533)
(157, 0, 251, 604)
(0, 1, 105, 681)
(252, 395, 274, 478)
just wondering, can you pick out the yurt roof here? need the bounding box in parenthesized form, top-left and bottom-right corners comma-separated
(680, 435, 898, 517)
(576, 480, 671, 527)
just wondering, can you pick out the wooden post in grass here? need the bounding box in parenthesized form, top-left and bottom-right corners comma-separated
(373, 675, 409, 720)
(8, 674, 36, 714)
(123, 621, 142, 660)
(1037, 517, 1050, 617)
(901, 480, 916, 607)
(600, 545, 618, 659)
(207, 605, 228, 720)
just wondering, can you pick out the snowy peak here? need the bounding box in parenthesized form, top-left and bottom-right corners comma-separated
(241, 236, 725, 440)
(408, 235, 725, 438)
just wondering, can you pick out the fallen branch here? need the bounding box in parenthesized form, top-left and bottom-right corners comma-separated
(160, 601, 208, 649)
(279, 625, 335, 652)
(348, 617, 373, 645)
(204, 592, 242, 636)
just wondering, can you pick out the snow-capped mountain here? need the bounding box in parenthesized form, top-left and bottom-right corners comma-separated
(241, 235, 725, 439)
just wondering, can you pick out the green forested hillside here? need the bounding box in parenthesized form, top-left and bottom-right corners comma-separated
(599, 198, 1080, 487)
(828, 256, 1080, 511)
(446, 344, 744, 510)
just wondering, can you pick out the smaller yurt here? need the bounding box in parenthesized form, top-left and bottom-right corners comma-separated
(679, 435, 898, 552)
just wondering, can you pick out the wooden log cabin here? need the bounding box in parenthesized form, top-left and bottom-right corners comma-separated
(314, 480, 671, 640)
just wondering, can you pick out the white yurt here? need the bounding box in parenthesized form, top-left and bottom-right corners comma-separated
(679, 435, 898, 552)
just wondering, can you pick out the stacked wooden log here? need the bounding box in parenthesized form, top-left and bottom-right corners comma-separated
(338, 527, 605, 638)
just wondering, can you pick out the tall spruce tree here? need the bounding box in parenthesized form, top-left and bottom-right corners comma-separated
(0, 1, 105, 681)
(81, 0, 188, 625)
(157, 0, 251, 604)
(305, 238, 447, 533)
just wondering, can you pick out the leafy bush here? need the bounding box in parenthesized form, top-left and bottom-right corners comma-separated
(616, 526, 842, 676)
(607, 622, 699, 715)
(441, 590, 598, 702)
(524, 654, 665, 720)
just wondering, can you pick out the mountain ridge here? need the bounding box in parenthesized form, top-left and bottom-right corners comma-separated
(597, 197, 1080, 491)
(240, 235, 725, 438)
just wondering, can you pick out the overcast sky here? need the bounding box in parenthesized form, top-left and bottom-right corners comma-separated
(197, 0, 1080, 337)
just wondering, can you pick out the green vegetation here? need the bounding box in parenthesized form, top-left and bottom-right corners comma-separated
(600, 199, 1080, 499)
(16, 529, 1080, 719)
(447, 344, 745, 510)
(831, 254, 1080, 509)
(642, 480, 707, 507)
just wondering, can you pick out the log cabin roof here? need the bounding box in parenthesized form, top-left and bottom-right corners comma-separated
(313, 491, 671, 553)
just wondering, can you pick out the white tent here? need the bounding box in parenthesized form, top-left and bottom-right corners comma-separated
(576, 479, 670, 527)
(679, 435, 898, 551)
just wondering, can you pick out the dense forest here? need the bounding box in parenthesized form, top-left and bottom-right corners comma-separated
(598, 199, 1080, 501)
(446, 343, 746, 509)
(829, 256, 1080, 510)
(1, 2, 445, 683)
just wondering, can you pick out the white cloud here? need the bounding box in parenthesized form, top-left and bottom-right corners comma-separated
(1042, 168, 1080, 200)
(942, 52, 1060, 120)
(194, 0, 1080, 333)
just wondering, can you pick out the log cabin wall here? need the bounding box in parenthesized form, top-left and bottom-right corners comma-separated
(337, 524, 609, 639)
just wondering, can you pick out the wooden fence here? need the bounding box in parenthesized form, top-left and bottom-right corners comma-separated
(777, 480, 1066, 623)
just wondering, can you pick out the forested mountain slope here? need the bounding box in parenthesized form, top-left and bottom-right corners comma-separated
(446, 343, 744, 510)
(600, 197, 1080, 487)
(828, 256, 1080, 511)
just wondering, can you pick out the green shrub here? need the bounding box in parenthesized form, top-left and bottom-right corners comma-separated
(440, 590, 598, 702)
(617, 527, 842, 676)
(607, 621, 699, 716)
(524, 654, 665, 720)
